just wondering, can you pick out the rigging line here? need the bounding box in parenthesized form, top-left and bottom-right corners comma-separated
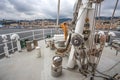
(94, 3, 102, 47)
(95, 4, 99, 31)
(85, 2, 93, 50)
(102, 61, 120, 73)
(95, 49, 104, 69)
(86, 1, 96, 57)
(108, 0, 119, 33)
(95, 69, 112, 78)
(73, 0, 82, 24)
(91, 3, 98, 48)
(92, 3, 98, 47)
(96, 2, 101, 31)
(82, 75, 108, 80)
(76, 2, 91, 22)
(98, 3, 101, 24)
(95, 41, 106, 68)
(91, 2, 100, 48)
(93, 75, 108, 79)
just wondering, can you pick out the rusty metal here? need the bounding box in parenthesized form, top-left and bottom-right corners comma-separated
(55, 48, 67, 57)
(89, 0, 104, 3)
(58, 41, 65, 47)
(33, 40, 38, 48)
(49, 40, 56, 50)
(71, 33, 83, 47)
(26, 41, 34, 52)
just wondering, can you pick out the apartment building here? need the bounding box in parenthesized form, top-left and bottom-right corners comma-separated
(96, 18, 120, 30)
(9, 20, 56, 28)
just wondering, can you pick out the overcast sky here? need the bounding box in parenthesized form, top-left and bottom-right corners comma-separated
(0, 0, 120, 20)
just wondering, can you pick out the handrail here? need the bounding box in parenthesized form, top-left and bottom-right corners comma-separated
(0, 28, 55, 36)
(0, 28, 63, 56)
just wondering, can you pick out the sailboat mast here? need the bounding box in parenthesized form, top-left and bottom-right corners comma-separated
(56, 0, 60, 27)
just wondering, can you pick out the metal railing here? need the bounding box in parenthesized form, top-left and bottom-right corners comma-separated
(0, 28, 63, 56)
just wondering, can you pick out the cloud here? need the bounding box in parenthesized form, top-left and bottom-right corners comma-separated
(0, 0, 119, 20)
(0, 0, 75, 20)
(101, 0, 120, 16)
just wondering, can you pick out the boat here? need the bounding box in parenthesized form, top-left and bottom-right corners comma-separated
(0, 0, 120, 80)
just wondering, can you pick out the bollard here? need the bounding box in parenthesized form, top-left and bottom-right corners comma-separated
(51, 56, 62, 77)
(26, 41, 33, 52)
(4, 46, 9, 57)
(33, 40, 38, 48)
(49, 40, 56, 50)
(36, 46, 41, 58)
(17, 39, 22, 52)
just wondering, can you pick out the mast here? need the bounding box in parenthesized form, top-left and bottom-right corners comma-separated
(67, 0, 95, 68)
(67, 0, 104, 72)
(56, 0, 60, 27)
(72, 0, 82, 24)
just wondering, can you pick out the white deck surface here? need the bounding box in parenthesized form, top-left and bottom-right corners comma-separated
(0, 40, 120, 80)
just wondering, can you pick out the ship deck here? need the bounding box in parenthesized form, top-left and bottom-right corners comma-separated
(0, 39, 120, 80)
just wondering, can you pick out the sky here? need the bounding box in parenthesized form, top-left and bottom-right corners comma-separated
(0, 0, 120, 20)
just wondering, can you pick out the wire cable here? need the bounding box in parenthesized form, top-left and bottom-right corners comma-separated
(103, 61, 120, 73)
(108, 0, 119, 33)
(95, 69, 112, 77)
